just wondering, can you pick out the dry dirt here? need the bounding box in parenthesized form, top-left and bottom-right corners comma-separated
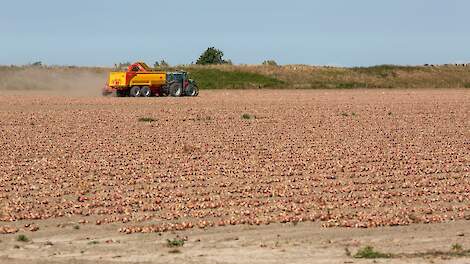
(0, 89, 469, 263)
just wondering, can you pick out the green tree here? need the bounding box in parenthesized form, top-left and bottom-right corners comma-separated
(196, 47, 229, 65)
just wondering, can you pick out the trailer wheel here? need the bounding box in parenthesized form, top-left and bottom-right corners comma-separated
(116, 89, 128, 97)
(141, 86, 152, 97)
(130, 86, 141, 97)
(185, 84, 199, 97)
(169, 83, 182, 97)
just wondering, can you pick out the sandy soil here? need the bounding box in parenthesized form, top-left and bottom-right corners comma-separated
(0, 89, 469, 263)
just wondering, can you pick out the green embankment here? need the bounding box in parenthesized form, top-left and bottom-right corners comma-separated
(181, 64, 470, 89)
(1, 64, 470, 90)
(187, 68, 284, 89)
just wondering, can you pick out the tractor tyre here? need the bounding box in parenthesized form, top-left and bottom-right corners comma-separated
(160, 85, 169, 96)
(185, 84, 199, 97)
(169, 83, 183, 97)
(129, 86, 141, 97)
(141, 86, 152, 97)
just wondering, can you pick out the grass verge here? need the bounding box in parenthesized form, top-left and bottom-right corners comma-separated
(352, 244, 470, 259)
(354, 246, 392, 259)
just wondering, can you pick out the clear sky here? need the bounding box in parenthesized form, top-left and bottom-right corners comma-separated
(2, 0, 469, 66)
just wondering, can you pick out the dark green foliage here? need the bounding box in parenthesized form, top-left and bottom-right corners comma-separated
(167, 239, 185, 247)
(351, 64, 417, 77)
(262, 60, 278, 66)
(138, 117, 156, 123)
(452, 243, 463, 251)
(31, 61, 42, 67)
(241, 113, 255, 120)
(188, 68, 283, 89)
(160, 60, 169, 67)
(336, 82, 368, 89)
(154, 60, 170, 70)
(354, 246, 392, 259)
(16, 234, 29, 242)
(464, 83, 470, 88)
(196, 47, 229, 65)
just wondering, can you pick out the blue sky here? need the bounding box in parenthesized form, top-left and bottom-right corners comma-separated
(1, 0, 469, 66)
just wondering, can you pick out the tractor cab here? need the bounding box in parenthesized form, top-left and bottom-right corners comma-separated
(167, 71, 188, 82)
(166, 71, 199, 97)
(167, 71, 192, 88)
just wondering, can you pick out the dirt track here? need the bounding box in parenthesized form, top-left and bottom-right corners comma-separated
(0, 89, 469, 263)
(2, 219, 470, 264)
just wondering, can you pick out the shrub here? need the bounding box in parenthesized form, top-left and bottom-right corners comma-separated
(262, 60, 278, 66)
(31, 61, 42, 67)
(354, 246, 391, 259)
(241, 113, 255, 120)
(336, 82, 368, 89)
(138, 117, 156, 123)
(167, 238, 185, 247)
(16, 234, 29, 242)
(159, 60, 169, 67)
(452, 243, 463, 251)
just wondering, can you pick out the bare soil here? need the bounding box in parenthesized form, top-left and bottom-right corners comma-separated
(0, 89, 469, 263)
(2, 219, 470, 264)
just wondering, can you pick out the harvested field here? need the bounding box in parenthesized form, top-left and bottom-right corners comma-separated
(0, 89, 468, 234)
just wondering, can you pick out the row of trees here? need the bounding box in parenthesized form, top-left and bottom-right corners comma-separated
(116, 47, 278, 69)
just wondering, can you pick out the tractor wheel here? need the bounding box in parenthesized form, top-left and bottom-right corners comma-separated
(185, 84, 199, 97)
(141, 86, 152, 97)
(160, 85, 169, 96)
(129, 86, 141, 97)
(169, 83, 182, 97)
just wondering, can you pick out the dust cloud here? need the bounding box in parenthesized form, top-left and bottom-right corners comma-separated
(0, 67, 109, 97)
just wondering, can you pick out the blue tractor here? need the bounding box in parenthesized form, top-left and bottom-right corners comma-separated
(164, 71, 199, 97)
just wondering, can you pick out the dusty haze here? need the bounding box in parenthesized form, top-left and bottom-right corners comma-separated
(0, 67, 108, 97)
